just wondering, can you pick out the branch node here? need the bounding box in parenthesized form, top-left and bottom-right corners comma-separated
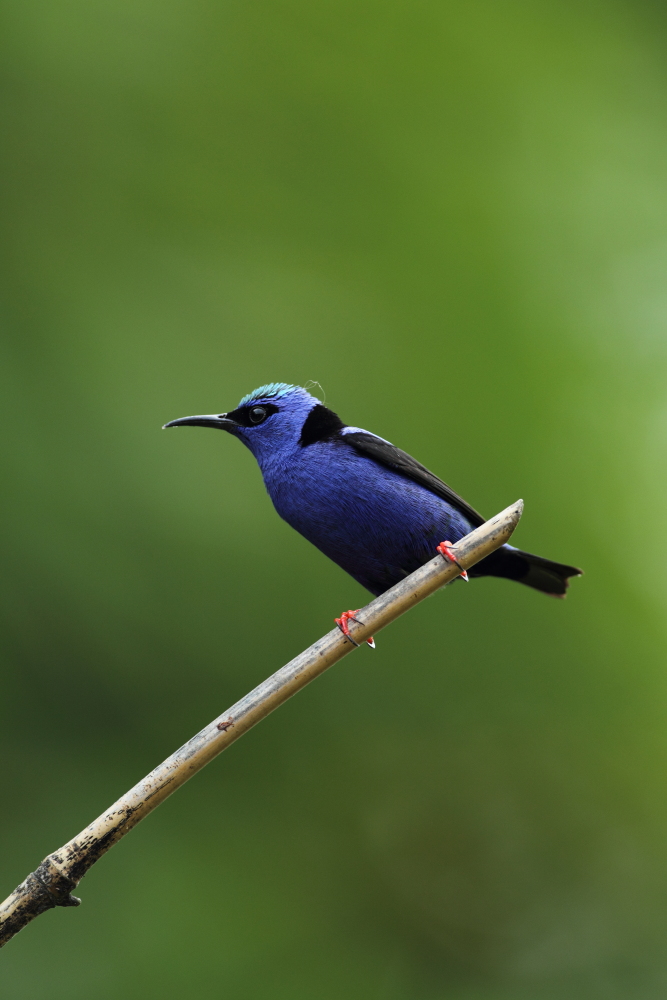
(33, 859, 81, 908)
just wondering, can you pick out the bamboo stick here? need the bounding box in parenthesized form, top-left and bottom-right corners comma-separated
(0, 500, 523, 948)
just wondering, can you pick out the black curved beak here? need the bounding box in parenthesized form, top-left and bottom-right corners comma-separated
(162, 413, 239, 431)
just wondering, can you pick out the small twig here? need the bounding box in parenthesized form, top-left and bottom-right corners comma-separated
(0, 500, 523, 948)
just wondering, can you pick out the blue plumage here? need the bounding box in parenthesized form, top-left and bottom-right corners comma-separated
(267, 426, 472, 594)
(165, 385, 581, 598)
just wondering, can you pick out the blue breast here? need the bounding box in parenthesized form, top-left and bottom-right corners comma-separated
(259, 438, 474, 595)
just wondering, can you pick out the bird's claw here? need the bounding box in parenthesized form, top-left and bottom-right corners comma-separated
(436, 540, 468, 581)
(335, 610, 375, 648)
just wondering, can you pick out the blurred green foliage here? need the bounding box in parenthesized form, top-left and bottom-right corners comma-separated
(3, 0, 667, 996)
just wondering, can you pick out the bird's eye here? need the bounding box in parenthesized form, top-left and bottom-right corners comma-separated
(248, 406, 268, 424)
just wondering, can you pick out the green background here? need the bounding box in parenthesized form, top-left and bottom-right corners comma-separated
(3, 1, 667, 996)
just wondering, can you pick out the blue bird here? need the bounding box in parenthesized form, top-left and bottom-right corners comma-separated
(165, 383, 581, 646)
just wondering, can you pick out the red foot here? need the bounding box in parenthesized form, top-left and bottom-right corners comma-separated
(335, 610, 375, 648)
(436, 540, 469, 581)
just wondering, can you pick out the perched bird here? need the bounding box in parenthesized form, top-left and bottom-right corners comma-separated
(165, 383, 581, 646)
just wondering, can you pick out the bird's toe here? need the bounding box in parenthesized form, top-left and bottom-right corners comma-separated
(436, 540, 469, 581)
(334, 610, 375, 648)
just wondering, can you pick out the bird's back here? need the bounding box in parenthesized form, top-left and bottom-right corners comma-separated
(260, 438, 474, 595)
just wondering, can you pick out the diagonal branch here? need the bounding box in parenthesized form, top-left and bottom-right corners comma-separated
(0, 500, 523, 948)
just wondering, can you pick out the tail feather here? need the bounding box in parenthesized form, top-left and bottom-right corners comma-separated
(470, 544, 582, 597)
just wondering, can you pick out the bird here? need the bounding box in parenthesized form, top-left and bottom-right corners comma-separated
(164, 383, 581, 647)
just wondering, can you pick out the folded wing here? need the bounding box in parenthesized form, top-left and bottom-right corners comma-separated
(340, 429, 485, 528)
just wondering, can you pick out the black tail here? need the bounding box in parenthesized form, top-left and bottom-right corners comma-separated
(470, 544, 582, 597)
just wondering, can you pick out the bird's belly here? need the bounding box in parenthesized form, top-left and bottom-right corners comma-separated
(264, 450, 473, 595)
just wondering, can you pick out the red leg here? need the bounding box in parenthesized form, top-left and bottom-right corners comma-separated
(335, 610, 375, 648)
(436, 540, 469, 581)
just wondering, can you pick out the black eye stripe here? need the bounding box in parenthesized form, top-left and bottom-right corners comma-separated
(226, 402, 279, 427)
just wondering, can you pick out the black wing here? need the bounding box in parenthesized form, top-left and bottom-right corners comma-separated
(341, 431, 486, 527)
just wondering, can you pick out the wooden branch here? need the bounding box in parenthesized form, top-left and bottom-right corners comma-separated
(0, 500, 523, 948)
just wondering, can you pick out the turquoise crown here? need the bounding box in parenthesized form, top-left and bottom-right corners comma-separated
(238, 383, 301, 406)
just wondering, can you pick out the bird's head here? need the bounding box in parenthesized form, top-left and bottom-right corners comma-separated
(164, 383, 343, 465)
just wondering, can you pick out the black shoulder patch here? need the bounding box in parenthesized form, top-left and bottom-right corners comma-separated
(299, 404, 345, 446)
